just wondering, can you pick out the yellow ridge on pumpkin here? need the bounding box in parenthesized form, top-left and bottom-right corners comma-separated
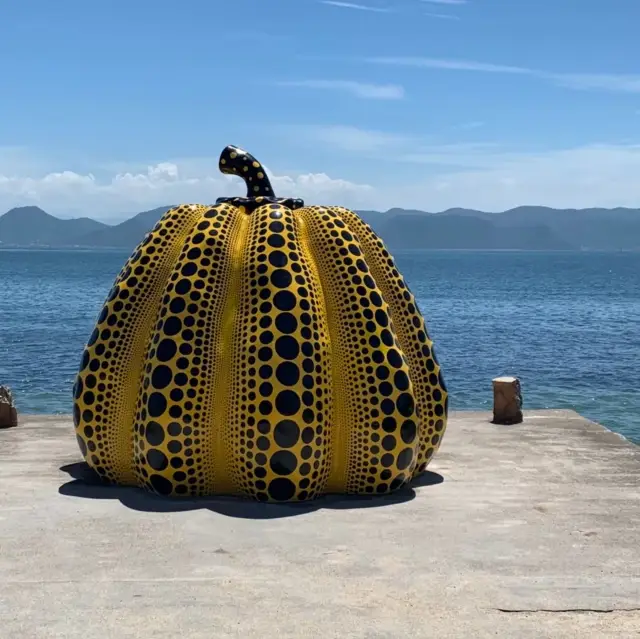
(74, 204, 207, 485)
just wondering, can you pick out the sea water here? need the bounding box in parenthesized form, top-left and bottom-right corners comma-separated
(1, 248, 638, 444)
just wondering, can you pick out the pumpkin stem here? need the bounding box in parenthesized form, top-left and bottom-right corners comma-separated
(218, 145, 276, 198)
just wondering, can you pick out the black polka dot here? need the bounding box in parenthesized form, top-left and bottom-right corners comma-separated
(275, 312, 297, 334)
(387, 349, 403, 368)
(270, 451, 297, 476)
(181, 262, 197, 277)
(274, 420, 300, 448)
(276, 362, 300, 386)
(271, 269, 292, 288)
(379, 382, 393, 396)
(397, 393, 415, 417)
(151, 365, 172, 389)
(269, 251, 287, 267)
(397, 448, 413, 471)
(269, 221, 285, 233)
(163, 316, 182, 336)
(157, 339, 177, 362)
(145, 421, 165, 446)
(375, 310, 388, 327)
(275, 336, 299, 360)
(376, 366, 390, 380)
(147, 449, 169, 471)
(381, 453, 394, 468)
(273, 291, 296, 311)
(150, 474, 173, 495)
(267, 235, 285, 248)
(170, 297, 186, 314)
(268, 477, 296, 501)
(276, 390, 301, 416)
(394, 370, 410, 391)
(259, 365, 272, 379)
(148, 393, 167, 418)
(381, 399, 395, 415)
(87, 328, 99, 346)
(382, 435, 396, 451)
(175, 279, 191, 295)
(401, 420, 417, 444)
(76, 435, 87, 457)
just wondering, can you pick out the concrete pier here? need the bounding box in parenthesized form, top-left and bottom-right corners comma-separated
(1, 410, 638, 638)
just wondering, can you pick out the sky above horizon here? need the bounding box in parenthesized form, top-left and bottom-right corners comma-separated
(1, 0, 640, 220)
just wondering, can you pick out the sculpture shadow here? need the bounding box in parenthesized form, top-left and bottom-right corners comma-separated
(58, 461, 444, 520)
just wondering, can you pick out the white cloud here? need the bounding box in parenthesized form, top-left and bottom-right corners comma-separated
(397, 144, 640, 211)
(320, 1, 389, 12)
(3, 138, 640, 219)
(364, 56, 640, 94)
(0, 153, 375, 220)
(276, 80, 404, 100)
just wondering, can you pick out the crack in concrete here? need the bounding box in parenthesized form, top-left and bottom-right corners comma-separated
(496, 608, 640, 614)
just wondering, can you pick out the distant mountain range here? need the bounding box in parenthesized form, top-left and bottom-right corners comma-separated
(1, 204, 640, 251)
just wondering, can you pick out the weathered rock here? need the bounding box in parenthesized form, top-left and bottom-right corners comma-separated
(492, 376, 523, 425)
(0, 386, 18, 429)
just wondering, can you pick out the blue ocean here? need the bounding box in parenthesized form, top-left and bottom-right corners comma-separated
(1, 248, 638, 444)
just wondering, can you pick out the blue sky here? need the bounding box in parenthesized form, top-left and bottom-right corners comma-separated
(1, 0, 640, 219)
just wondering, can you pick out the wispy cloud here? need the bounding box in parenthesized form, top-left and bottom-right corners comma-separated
(366, 56, 529, 74)
(424, 12, 461, 19)
(551, 73, 640, 93)
(364, 56, 640, 94)
(320, 1, 389, 12)
(279, 125, 410, 153)
(278, 124, 507, 167)
(275, 125, 640, 210)
(276, 80, 404, 100)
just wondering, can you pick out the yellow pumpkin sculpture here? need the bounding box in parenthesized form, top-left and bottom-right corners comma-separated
(73, 146, 448, 501)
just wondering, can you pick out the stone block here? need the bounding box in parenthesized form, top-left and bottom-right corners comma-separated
(0, 386, 18, 429)
(492, 376, 523, 425)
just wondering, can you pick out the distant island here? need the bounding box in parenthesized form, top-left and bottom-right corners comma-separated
(1, 204, 640, 251)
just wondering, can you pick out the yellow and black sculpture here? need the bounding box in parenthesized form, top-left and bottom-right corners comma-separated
(73, 146, 448, 501)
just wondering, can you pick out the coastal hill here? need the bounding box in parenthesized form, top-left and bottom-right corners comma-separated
(1, 204, 639, 251)
(0, 206, 108, 245)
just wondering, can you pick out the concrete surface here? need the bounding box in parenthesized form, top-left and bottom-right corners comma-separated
(0, 410, 638, 638)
